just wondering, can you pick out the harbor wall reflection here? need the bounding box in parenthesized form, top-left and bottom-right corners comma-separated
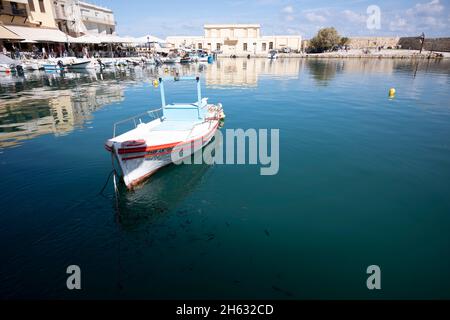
(304, 58, 450, 85)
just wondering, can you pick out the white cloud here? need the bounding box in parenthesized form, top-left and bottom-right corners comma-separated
(305, 12, 327, 23)
(342, 10, 366, 24)
(421, 16, 446, 28)
(388, 0, 448, 34)
(389, 16, 409, 31)
(406, 0, 444, 16)
(282, 5, 294, 14)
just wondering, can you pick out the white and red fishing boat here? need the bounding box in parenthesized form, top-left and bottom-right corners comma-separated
(105, 76, 225, 189)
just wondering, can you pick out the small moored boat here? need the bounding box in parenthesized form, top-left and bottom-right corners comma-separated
(105, 76, 225, 189)
(0, 64, 13, 73)
(22, 61, 40, 71)
(180, 56, 192, 64)
(66, 60, 92, 70)
(268, 50, 278, 59)
(163, 54, 181, 64)
(43, 60, 65, 71)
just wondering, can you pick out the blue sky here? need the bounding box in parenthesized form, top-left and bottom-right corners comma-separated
(91, 0, 450, 39)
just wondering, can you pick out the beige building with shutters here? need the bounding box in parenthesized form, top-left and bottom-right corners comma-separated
(167, 24, 302, 56)
(0, 0, 57, 28)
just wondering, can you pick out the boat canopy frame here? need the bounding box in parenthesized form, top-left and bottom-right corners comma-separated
(159, 76, 202, 119)
(111, 76, 204, 137)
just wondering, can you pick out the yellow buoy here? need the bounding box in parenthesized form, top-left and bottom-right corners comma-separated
(152, 79, 159, 88)
(389, 88, 396, 98)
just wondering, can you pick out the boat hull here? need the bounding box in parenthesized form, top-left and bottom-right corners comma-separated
(110, 120, 219, 189)
(43, 65, 64, 71)
(66, 61, 92, 70)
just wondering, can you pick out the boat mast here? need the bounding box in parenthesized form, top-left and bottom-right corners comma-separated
(196, 76, 202, 119)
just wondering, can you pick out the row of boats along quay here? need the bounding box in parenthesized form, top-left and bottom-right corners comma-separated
(1, 41, 449, 74)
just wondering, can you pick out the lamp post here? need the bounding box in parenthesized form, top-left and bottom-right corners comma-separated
(419, 32, 425, 54)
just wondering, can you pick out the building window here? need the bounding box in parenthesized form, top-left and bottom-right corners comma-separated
(243, 43, 248, 51)
(216, 43, 221, 51)
(269, 42, 273, 50)
(198, 43, 202, 49)
(38, 0, 45, 12)
(262, 43, 266, 51)
(28, 0, 35, 11)
(0, 1, 4, 10)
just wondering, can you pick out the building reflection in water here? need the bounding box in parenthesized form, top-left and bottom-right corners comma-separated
(204, 58, 301, 88)
(2, 58, 448, 149)
(0, 73, 125, 149)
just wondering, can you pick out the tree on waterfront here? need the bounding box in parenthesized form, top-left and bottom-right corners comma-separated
(308, 27, 341, 53)
(340, 37, 350, 47)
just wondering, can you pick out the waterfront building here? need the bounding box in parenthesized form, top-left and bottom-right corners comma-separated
(0, 0, 115, 43)
(52, 0, 85, 36)
(166, 24, 302, 56)
(0, 0, 71, 45)
(0, 0, 57, 29)
(51, 0, 115, 36)
(78, 1, 115, 35)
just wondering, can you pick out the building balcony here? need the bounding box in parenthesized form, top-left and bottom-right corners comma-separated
(0, 4, 28, 18)
(82, 15, 116, 26)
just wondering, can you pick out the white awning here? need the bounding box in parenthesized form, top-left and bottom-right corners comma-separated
(99, 35, 133, 43)
(68, 35, 102, 44)
(134, 35, 165, 44)
(3, 26, 69, 43)
(0, 25, 23, 40)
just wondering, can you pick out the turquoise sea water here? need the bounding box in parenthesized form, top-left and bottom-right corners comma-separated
(0, 58, 449, 299)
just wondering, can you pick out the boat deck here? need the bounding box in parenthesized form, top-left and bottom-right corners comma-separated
(152, 120, 200, 131)
(110, 117, 212, 148)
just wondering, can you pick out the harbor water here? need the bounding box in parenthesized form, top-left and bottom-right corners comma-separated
(1, 58, 450, 299)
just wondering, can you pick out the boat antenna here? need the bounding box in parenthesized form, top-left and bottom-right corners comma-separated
(196, 76, 202, 119)
(159, 77, 166, 116)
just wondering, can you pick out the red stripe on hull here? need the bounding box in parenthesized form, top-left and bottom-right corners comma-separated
(117, 121, 219, 155)
(121, 124, 217, 161)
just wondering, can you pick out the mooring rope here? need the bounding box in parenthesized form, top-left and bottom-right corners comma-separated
(98, 169, 116, 196)
(99, 152, 120, 197)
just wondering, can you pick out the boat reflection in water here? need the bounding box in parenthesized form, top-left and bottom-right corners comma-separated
(114, 140, 218, 231)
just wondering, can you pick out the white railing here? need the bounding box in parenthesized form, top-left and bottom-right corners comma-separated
(82, 15, 116, 25)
